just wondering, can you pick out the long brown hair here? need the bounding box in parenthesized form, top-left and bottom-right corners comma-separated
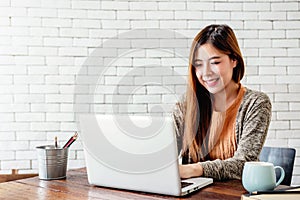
(183, 24, 245, 162)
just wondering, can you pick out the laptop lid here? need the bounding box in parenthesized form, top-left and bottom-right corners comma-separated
(79, 114, 212, 196)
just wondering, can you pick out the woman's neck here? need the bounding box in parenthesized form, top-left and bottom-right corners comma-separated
(213, 81, 240, 112)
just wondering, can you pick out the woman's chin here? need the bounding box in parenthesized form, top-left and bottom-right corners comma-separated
(205, 85, 225, 95)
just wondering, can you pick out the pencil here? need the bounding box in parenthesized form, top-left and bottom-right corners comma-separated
(55, 136, 58, 148)
(63, 132, 78, 149)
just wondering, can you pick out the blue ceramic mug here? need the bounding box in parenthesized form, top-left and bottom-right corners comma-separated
(242, 162, 285, 193)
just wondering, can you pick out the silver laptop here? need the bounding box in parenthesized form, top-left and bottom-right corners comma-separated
(78, 114, 213, 196)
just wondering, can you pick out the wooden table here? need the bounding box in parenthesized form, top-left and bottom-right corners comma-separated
(0, 168, 247, 200)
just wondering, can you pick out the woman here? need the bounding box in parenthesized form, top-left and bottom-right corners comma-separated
(172, 24, 272, 180)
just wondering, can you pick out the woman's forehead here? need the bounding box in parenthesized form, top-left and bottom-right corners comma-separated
(194, 44, 225, 60)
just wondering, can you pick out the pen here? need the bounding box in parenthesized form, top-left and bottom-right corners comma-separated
(55, 136, 58, 148)
(63, 132, 78, 149)
(254, 190, 300, 195)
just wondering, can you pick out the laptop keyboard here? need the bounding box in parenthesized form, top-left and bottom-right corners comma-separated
(181, 181, 193, 188)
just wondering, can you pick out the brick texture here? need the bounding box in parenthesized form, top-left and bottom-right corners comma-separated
(0, 0, 299, 185)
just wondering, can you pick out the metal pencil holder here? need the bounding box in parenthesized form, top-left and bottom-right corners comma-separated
(36, 145, 69, 180)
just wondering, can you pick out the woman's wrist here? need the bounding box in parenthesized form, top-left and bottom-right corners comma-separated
(193, 163, 203, 177)
(179, 163, 204, 179)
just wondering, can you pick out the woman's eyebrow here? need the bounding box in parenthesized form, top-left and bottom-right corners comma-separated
(208, 56, 221, 60)
(193, 59, 202, 62)
(194, 56, 221, 62)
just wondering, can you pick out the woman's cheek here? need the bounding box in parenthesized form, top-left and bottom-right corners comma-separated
(211, 65, 220, 74)
(195, 70, 204, 85)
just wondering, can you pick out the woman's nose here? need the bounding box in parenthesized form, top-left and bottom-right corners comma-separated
(202, 63, 212, 76)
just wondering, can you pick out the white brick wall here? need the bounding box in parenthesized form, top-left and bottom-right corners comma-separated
(0, 0, 300, 185)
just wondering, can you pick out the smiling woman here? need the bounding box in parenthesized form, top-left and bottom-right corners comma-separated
(172, 24, 272, 181)
(194, 44, 237, 97)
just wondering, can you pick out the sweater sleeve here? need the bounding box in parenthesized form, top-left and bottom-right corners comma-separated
(200, 91, 272, 180)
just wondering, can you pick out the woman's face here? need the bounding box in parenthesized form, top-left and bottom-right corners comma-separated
(193, 43, 237, 95)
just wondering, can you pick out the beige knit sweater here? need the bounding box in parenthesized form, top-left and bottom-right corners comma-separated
(172, 87, 272, 180)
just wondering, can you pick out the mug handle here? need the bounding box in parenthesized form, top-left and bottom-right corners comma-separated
(274, 166, 285, 186)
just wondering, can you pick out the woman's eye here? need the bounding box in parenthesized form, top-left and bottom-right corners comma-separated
(194, 63, 202, 68)
(211, 61, 220, 65)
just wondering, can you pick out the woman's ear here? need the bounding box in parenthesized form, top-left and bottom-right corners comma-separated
(231, 59, 237, 68)
(229, 54, 238, 68)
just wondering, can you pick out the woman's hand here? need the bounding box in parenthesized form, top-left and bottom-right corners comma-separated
(179, 163, 203, 179)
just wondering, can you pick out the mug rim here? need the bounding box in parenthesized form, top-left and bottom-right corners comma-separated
(244, 161, 274, 166)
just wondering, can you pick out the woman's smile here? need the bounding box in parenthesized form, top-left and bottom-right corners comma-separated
(203, 77, 220, 87)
